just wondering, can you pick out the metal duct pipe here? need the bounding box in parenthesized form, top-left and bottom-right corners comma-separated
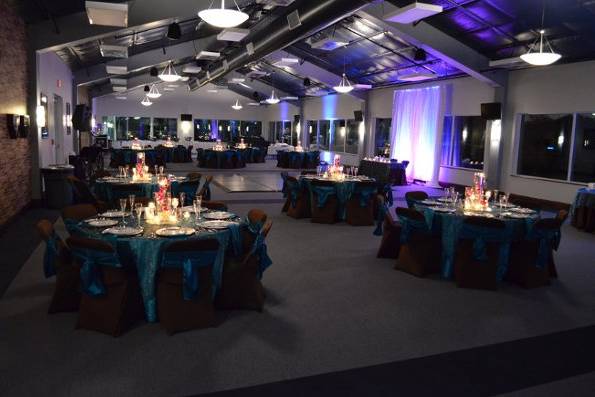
(198, 0, 371, 88)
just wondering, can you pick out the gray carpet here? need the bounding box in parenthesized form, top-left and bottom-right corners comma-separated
(1, 197, 595, 396)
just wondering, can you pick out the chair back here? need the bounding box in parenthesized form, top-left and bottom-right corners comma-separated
(310, 179, 337, 208)
(62, 204, 98, 222)
(37, 219, 70, 278)
(405, 191, 428, 208)
(556, 209, 569, 223)
(67, 176, 97, 204)
(198, 175, 213, 200)
(186, 172, 202, 181)
(401, 160, 409, 169)
(354, 181, 377, 207)
(395, 206, 425, 222)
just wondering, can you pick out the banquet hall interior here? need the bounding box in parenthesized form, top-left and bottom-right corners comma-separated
(1, 0, 595, 395)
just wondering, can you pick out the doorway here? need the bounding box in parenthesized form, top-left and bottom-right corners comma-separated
(53, 95, 64, 164)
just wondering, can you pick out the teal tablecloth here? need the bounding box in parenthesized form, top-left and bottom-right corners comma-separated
(76, 219, 240, 322)
(415, 205, 538, 280)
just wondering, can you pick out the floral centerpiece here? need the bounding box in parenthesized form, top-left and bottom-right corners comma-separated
(144, 176, 180, 225)
(132, 152, 151, 182)
(464, 172, 491, 211)
(213, 139, 225, 151)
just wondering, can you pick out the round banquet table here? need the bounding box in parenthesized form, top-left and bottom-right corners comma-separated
(571, 188, 595, 232)
(197, 149, 246, 169)
(93, 176, 188, 203)
(110, 149, 157, 167)
(72, 214, 243, 322)
(413, 202, 540, 280)
(298, 175, 376, 221)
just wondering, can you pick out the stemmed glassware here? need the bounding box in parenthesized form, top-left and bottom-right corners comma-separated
(159, 166, 164, 175)
(119, 198, 127, 227)
(129, 194, 135, 213)
(134, 203, 143, 227)
(193, 196, 202, 223)
(179, 192, 186, 208)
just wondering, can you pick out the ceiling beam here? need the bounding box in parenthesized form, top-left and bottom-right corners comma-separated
(28, 0, 216, 52)
(357, 2, 506, 87)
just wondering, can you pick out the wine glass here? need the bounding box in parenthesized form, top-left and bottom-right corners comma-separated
(129, 194, 135, 212)
(493, 189, 499, 205)
(159, 165, 164, 175)
(353, 167, 358, 176)
(134, 203, 143, 227)
(193, 196, 202, 222)
(179, 192, 186, 208)
(119, 198, 127, 227)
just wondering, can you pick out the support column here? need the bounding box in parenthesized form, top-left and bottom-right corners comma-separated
(27, 49, 42, 201)
(428, 84, 453, 188)
(361, 91, 374, 158)
(484, 71, 509, 190)
(299, 99, 307, 148)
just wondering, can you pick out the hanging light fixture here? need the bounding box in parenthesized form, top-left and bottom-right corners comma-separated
(158, 61, 181, 82)
(334, 73, 354, 94)
(141, 96, 153, 107)
(521, 3, 561, 66)
(334, 56, 354, 94)
(231, 99, 243, 110)
(198, 0, 249, 29)
(266, 90, 280, 105)
(146, 84, 162, 99)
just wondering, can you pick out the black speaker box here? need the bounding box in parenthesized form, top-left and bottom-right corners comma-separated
(73, 104, 92, 131)
(354, 110, 364, 122)
(481, 103, 501, 120)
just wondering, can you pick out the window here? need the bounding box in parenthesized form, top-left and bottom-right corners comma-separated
(194, 119, 213, 141)
(319, 120, 330, 150)
(571, 114, 595, 183)
(127, 117, 150, 140)
(153, 118, 178, 139)
(280, 121, 292, 144)
(331, 120, 344, 152)
(441, 116, 487, 170)
(374, 118, 391, 156)
(308, 120, 317, 149)
(345, 119, 359, 154)
(102, 116, 115, 140)
(517, 114, 573, 180)
(115, 116, 128, 140)
(240, 121, 262, 138)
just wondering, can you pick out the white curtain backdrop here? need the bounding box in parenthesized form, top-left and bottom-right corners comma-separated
(390, 85, 443, 184)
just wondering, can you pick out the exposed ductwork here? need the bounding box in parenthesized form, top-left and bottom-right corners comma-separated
(197, 0, 371, 89)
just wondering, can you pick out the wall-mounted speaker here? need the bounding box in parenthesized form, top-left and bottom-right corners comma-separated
(181, 114, 192, 122)
(73, 104, 92, 131)
(354, 110, 364, 122)
(6, 114, 19, 139)
(481, 102, 501, 120)
(293, 115, 300, 125)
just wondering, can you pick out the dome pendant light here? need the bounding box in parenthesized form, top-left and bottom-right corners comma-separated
(520, 30, 561, 66)
(141, 96, 153, 107)
(231, 99, 243, 110)
(198, 0, 249, 29)
(334, 73, 354, 94)
(146, 84, 162, 99)
(158, 61, 181, 82)
(521, 3, 561, 66)
(266, 90, 280, 105)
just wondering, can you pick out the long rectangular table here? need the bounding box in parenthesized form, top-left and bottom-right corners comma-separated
(358, 159, 407, 186)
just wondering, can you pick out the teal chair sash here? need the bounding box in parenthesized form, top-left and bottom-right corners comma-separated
(396, 215, 430, 244)
(285, 179, 300, 208)
(311, 185, 336, 208)
(160, 249, 219, 300)
(355, 186, 377, 207)
(459, 224, 511, 281)
(530, 227, 561, 269)
(243, 217, 272, 280)
(71, 247, 122, 296)
(373, 202, 389, 236)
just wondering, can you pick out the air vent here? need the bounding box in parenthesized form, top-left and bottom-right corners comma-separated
(106, 65, 127, 75)
(273, 57, 300, 67)
(280, 96, 299, 101)
(196, 51, 220, 61)
(109, 78, 126, 86)
(182, 65, 202, 74)
(99, 44, 128, 58)
(287, 10, 301, 30)
(246, 70, 269, 78)
(217, 28, 250, 42)
(384, 2, 443, 24)
(112, 86, 127, 92)
(397, 72, 437, 82)
(85, 1, 128, 27)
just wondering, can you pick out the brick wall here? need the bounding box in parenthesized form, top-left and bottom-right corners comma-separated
(0, 3, 32, 226)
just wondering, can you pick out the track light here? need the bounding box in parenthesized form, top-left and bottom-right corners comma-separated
(414, 48, 427, 62)
(149, 67, 158, 77)
(303, 77, 311, 87)
(144, 85, 150, 92)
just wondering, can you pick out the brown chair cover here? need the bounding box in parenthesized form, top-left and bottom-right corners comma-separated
(157, 238, 220, 334)
(67, 236, 144, 336)
(394, 207, 441, 277)
(345, 181, 376, 226)
(62, 204, 98, 223)
(36, 220, 80, 313)
(198, 175, 213, 199)
(286, 176, 310, 219)
(454, 217, 506, 290)
(216, 210, 270, 312)
(310, 180, 338, 224)
(202, 201, 228, 211)
(404, 191, 429, 208)
(376, 205, 402, 259)
(67, 175, 108, 211)
(186, 172, 202, 181)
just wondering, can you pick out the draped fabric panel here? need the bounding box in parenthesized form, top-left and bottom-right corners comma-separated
(390, 86, 443, 182)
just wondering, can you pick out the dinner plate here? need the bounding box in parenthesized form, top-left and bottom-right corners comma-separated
(198, 220, 234, 229)
(433, 207, 456, 213)
(86, 219, 119, 228)
(100, 211, 130, 218)
(155, 227, 195, 237)
(203, 211, 235, 220)
(504, 213, 529, 219)
(102, 226, 143, 236)
(437, 197, 451, 202)
(498, 203, 517, 209)
(420, 200, 439, 206)
(510, 207, 536, 214)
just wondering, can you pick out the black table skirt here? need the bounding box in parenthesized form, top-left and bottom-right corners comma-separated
(359, 160, 407, 186)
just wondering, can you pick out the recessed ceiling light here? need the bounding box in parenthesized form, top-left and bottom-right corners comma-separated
(115, 96, 127, 100)
(112, 86, 127, 92)
(182, 65, 202, 74)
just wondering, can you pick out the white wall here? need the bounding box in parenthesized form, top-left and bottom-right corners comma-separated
(500, 60, 595, 203)
(36, 51, 74, 167)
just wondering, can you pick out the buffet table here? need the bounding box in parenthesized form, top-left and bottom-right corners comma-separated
(359, 159, 407, 186)
(571, 188, 595, 232)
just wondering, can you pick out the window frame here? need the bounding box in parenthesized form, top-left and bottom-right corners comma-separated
(440, 115, 488, 172)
